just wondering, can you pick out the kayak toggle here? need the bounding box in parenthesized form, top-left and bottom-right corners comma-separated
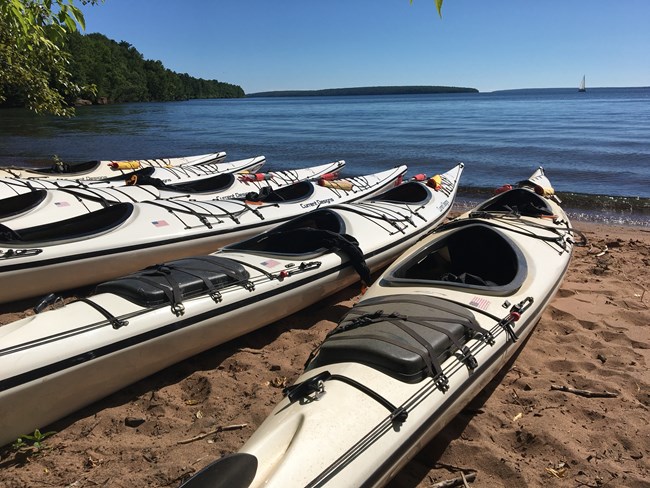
(497, 296, 534, 342)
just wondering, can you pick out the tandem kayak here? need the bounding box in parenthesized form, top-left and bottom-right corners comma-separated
(0, 151, 228, 180)
(0, 160, 346, 228)
(179, 167, 583, 488)
(0, 166, 407, 303)
(0, 163, 464, 448)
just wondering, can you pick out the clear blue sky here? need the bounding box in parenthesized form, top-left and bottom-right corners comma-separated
(79, 0, 649, 94)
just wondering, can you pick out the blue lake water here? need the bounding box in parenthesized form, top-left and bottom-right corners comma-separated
(1, 88, 649, 225)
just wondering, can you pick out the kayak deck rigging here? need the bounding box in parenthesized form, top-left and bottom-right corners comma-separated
(96, 256, 253, 311)
(307, 295, 493, 385)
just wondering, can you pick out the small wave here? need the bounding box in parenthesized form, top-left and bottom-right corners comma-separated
(455, 186, 650, 227)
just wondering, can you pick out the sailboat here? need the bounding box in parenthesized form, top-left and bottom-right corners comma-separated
(579, 75, 586, 92)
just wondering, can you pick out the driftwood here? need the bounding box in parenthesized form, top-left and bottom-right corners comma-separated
(177, 423, 247, 444)
(430, 471, 477, 488)
(550, 385, 618, 398)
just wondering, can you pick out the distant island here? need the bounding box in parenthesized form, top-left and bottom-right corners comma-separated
(247, 85, 479, 98)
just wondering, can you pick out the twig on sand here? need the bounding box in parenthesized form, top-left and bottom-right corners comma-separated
(238, 347, 263, 354)
(177, 423, 247, 444)
(550, 385, 618, 398)
(430, 471, 477, 488)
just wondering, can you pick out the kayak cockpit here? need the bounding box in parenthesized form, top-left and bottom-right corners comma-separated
(225, 209, 347, 258)
(0, 190, 47, 220)
(24, 160, 101, 176)
(382, 223, 526, 295)
(244, 180, 314, 203)
(475, 188, 554, 217)
(226, 209, 371, 283)
(0, 202, 134, 244)
(102, 166, 156, 184)
(369, 181, 432, 204)
(161, 173, 235, 193)
(308, 294, 490, 384)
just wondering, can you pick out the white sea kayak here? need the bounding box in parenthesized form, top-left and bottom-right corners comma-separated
(0, 166, 407, 304)
(180, 167, 582, 488)
(0, 156, 267, 200)
(0, 160, 346, 228)
(0, 162, 464, 449)
(0, 151, 227, 180)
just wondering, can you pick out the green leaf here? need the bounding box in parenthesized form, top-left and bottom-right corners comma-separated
(435, 0, 443, 17)
(409, 0, 443, 17)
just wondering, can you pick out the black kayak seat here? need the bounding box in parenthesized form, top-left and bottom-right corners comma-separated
(369, 181, 431, 204)
(244, 180, 314, 203)
(0, 202, 134, 244)
(0, 190, 47, 220)
(226, 209, 346, 257)
(95, 256, 250, 307)
(476, 188, 554, 217)
(165, 173, 235, 193)
(382, 223, 526, 296)
(309, 295, 481, 384)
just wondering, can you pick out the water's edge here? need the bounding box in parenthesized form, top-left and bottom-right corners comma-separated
(456, 186, 649, 227)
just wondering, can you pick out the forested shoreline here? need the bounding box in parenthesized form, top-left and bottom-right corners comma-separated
(1, 32, 244, 108)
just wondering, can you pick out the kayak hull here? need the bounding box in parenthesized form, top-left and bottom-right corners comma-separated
(187, 167, 577, 488)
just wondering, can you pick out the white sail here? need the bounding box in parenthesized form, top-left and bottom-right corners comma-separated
(579, 75, 586, 92)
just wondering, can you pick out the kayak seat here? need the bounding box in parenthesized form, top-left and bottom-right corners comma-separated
(369, 181, 431, 204)
(383, 223, 526, 295)
(164, 173, 234, 193)
(95, 256, 250, 307)
(309, 295, 482, 383)
(477, 188, 554, 217)
(0, 190, 47, 220)
(0, 202, 134, 244)
(226, 209, 346, 257)
(244, 181, 314, 203)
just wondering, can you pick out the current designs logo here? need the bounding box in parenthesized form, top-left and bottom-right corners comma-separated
(300, 198, 334, 209)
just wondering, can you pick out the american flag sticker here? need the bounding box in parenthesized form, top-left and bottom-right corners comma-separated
(260, 259, 280, 268)
(469, 296, 491, 311)
(152, 220, 169, 227)
(54, 201, 70, 207)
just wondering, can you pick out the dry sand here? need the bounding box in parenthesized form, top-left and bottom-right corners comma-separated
(0, 218, 648, 488)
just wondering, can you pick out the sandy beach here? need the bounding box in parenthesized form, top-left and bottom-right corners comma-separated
(0, 216, 648, 488)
